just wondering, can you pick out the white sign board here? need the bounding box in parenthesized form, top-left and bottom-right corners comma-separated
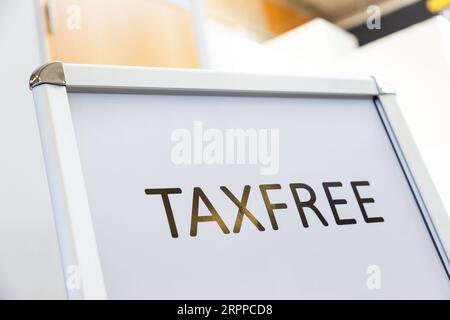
(30, 63, 450, 299)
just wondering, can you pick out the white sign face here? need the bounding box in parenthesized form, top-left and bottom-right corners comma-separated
(68, 92, 450, 299)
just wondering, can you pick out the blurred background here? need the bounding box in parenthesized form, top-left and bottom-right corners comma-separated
(0, 0, 449, 299)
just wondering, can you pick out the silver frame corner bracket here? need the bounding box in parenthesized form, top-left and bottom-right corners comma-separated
(29, 61, 66, 89)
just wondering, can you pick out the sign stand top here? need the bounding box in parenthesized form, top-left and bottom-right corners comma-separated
(30, 61, 393, 96)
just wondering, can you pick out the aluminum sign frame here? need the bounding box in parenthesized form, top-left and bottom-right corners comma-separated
(29, 62, 450, 299)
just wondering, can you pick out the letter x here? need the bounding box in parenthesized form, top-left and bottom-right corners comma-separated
(220, 185, 265, 233)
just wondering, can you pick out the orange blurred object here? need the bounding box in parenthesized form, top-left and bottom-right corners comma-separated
(41, 0, 200, 68)
(206, 0, 312, 37)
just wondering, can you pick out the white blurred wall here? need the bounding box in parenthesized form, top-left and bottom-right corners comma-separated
(264, 18, 358, 74)
(0, 0, 65, 299)
(205, 18, 358, 75)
